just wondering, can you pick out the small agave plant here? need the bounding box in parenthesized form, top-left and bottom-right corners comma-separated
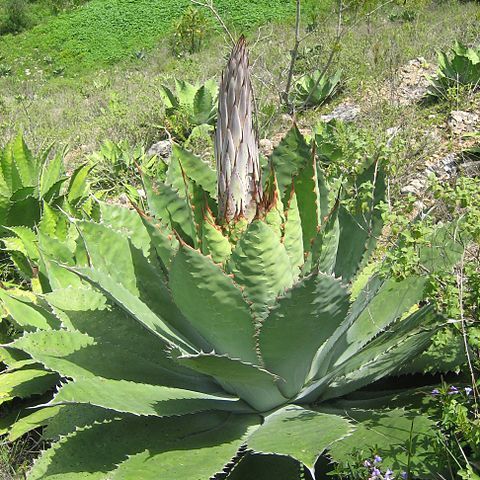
(291, 69, 341, 110)
(0, 37, 465, 479)
(428, 41, 480, 98)
(160, 78, 218, 129)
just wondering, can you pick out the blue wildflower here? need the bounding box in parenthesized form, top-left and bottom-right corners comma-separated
(374, 455, 382, 463)
(385, 469, 394, 480)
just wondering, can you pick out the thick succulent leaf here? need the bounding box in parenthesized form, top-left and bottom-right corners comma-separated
(36, 231, 84, 290)
(193, 85, 216, 124)
(270, 125, 311, 199)
(319, 305, 441, 400)
(8, 406, 63, 442)
(40, 153, 64, 199)
(66, 163, 92, 207)
(282, 190, 304, 270)
(304, 200, 340, 275)
(247, 405, 352, 469)
(172, 352, 286, 412)
(0, 346, 31, 368)
(6, 194, 40, 228)
(110, 414, 259, 480)
(71, 266, 195, 353)
(259, 273, 349, 398)
(175, 79, 198, 106)
(75, 220, 139, 292)
(0, 369, 58, 405)
(139, 215, 179, 271)
(170, 245, 258, 363)
(320, 274, 427, 374)
(334, 161, 385, 283)
(1, 137, 23, 193)
(0, 290, 60, 331)
(227, 221, 294, 318)
(317, 167, 330, 222)
(11, 330, 96, 379)
(159, 84, 178, 110)
(49, 378, 246, 416)
(38, 203, 68, 241)
(44, 403, 120, 440)
(398, 328, 467, 375)
(5, 224, 38, 253)
(13, 319, 207, 391)
(29, 412, 260, 480)
(7, 403, 118, 442)
(326, 408, 445, 478)
(293, 154, 320, 252)
(142, 174, 196, 245)
(11, 132, 38, 188)
(76, 221, 204, 349)
(200, 211, 232, 263)
(99, 202, 151, 256)
(263, 169, 285, 240)
(44, 295, 217, 392)
(226, 453, 311, 480)
(171, 145, 217, 197)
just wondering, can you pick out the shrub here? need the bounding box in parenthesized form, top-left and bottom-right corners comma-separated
(0, 0, 30, 35)
(170, 6, 212, 57)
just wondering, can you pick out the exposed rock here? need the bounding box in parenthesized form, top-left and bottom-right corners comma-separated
(382, 57, 436, 106)
(147, 140, 172, 163)
(401, 177, 427, 195)
(259, 138, 274, 157)
(320, 102, 360, 123)
(459, 160, 480, 177)
(448, 110, 480, 135)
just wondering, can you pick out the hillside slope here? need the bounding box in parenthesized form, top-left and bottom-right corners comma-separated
(0, 0, 302, 76)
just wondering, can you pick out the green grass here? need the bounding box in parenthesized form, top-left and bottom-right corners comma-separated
(0, 0, 314, 77)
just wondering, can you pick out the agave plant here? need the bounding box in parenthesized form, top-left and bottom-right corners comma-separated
(0, 38, 465, 479)
(291, 69, 341, 110)
(428, 41, 480, 98)
(160, 78, 218, 136)
(0, 133, 91, 233)
(0, 133, 94, 281)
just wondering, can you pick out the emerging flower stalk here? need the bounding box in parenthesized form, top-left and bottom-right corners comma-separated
(215, 36, 263, 223)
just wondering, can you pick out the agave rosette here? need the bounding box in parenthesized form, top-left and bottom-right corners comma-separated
(0, 38, 465, 479)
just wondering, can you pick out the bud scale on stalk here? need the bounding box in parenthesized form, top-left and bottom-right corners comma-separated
(215, 36, 263, 223)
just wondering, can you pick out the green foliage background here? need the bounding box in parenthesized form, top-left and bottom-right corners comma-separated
(0, 0, 318, 76)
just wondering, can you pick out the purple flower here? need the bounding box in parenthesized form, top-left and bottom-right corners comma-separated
(401, 472, 408, 479)
(385, 469, 394, 480)
(431, 388, 440, 396)
(372, 467, 381, 476)
(374, 455, 383, 463)
(364, 460, 372, 467)
(448, 385, 459, 395)
(465, 387, 473, 396)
